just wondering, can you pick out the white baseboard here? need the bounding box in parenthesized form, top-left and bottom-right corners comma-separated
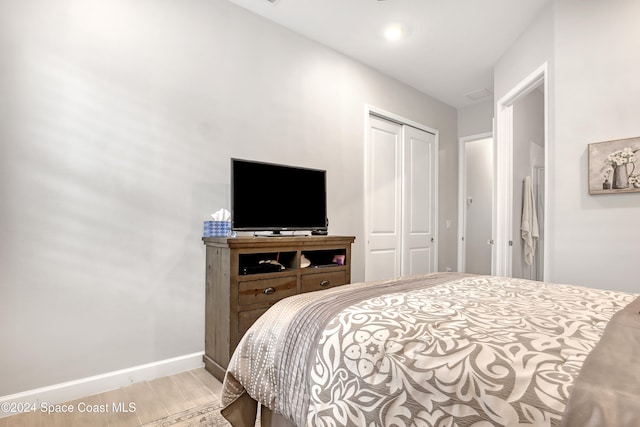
(0, 352, 204, 418)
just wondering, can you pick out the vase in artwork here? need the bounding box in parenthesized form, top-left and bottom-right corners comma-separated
(612, 164, 629, 189)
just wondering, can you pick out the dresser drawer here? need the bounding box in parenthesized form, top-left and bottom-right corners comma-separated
(238, 275, 297, 306)
(301, 270, 347, 293)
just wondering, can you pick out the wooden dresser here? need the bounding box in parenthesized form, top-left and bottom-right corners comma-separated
(202, 235, 355, 381)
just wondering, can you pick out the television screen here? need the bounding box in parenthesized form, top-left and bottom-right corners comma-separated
(231, 158, 328, 233)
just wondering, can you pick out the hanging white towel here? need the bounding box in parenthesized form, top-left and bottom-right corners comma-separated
(521, 176, 539, 266)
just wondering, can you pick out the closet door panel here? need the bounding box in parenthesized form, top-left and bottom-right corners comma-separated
(402, 125, 436, 276)
(365, 116, 402, 281)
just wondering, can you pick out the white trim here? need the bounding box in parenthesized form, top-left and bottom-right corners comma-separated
(366, 105, 439, 136)
(457, 132, 493, 273)
(495, 102, 514, 276)
(364, 105, 439, 274)
(495, 62, 549, 279)
(0, 352, 204, 417)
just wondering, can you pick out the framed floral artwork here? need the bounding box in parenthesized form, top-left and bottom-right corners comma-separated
(588, 137, 640, 195)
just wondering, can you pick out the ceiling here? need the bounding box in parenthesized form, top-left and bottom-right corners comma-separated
(227, 0, 551, 109)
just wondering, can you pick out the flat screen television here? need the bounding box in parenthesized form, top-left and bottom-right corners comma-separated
(231, 158, 328, 234)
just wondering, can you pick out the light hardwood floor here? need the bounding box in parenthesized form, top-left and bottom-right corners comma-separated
(0, 368, 223, 427)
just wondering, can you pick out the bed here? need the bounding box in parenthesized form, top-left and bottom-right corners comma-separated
(220, 272, 640, 427)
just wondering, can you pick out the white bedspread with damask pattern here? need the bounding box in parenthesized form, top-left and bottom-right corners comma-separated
(220, 273, 640, 427)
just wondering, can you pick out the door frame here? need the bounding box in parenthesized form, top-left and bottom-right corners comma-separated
(364, 105, 439, 279)
(495, 62, 549, 279)
(457, 132, 493, 273)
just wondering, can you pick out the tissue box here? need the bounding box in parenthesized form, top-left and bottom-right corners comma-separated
(203, 221, 231, 237)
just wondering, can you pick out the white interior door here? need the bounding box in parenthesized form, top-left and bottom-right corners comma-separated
(402, 125, 436, 276)
(365, 114, 437, 282)
(365, 116, 402, 281)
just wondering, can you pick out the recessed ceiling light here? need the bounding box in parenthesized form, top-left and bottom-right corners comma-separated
(384, 24, 406, 41)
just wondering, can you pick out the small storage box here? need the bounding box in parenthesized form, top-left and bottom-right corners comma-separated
(203, 221, 231, 237)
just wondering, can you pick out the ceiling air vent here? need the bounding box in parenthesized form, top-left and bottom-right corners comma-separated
(464, 88, 491, 101)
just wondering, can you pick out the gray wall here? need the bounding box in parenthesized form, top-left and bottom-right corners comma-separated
(552, 0, 640, 291)
(495, 0, 640, 293)
(0, 0, 457, 395)
(457, 101, 494, 138)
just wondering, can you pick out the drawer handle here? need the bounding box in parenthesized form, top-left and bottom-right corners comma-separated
(263, 287, 276, 295)
(319, 280, 330, 287)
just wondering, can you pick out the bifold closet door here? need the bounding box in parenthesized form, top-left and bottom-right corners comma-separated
(401, 125, 436, 276)
(365, 115, 436, 282)
(366, 117, 403, 281)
